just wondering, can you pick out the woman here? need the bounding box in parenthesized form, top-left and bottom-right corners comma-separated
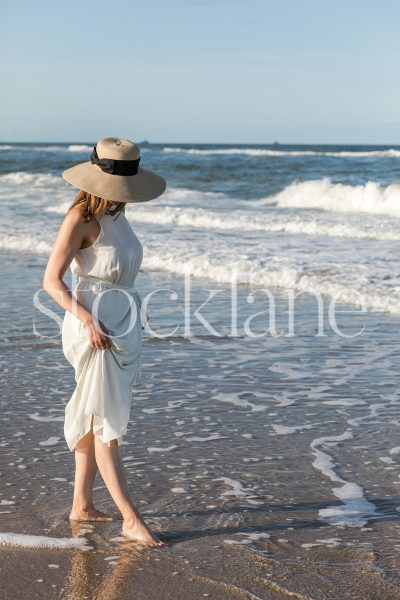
(43, 137, 169, 549)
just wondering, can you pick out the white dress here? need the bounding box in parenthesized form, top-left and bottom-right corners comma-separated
(61, 210, 146, 451)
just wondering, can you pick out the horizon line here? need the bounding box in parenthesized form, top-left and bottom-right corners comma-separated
(1, 140, 400, 147)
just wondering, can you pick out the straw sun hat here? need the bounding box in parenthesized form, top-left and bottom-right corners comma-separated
(62, 137, 166, 203)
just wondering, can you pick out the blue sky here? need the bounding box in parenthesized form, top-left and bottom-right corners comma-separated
(1, 0, 400, 144)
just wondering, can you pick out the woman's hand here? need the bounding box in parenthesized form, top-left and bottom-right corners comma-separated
(83, 316, 113, 350)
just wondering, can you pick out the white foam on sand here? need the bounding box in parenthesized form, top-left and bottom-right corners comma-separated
(147, 445, 178, 453)
(213, 476, 264, 505)
(0, 532, 92, 551)
(39, 436, 61, 446)
(271, 423, 313, 435)
(302, 537, 342, 548)
(28, 413, 64, 422)
(224, 532, 271, 545)
(213, 392, 267, 412)
(322, 399, 367, 406)
(184, 434, 225, 442)
(379, 456, 396, 464)
(310, 430, 378, 527)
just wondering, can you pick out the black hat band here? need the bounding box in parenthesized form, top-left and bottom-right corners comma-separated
(90, 146, 140, 175)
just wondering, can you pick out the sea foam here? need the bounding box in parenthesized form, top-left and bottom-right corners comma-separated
(162, 146, 400, 158)
(267, 178, 400, 218)
(0, 532, 92, 551)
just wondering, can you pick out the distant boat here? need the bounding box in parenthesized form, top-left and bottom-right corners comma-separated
(272, 141, 280, 146)
(139, 139, 150, 145)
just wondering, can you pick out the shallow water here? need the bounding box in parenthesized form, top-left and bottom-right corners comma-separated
(1, 250, 400, 598)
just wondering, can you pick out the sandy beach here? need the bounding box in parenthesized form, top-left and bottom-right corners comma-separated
(1, 249, 400, 599)
(2, 0, 400, 590)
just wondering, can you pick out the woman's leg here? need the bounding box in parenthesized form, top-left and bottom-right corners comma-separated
(94, 434, 169, 547)
(69, 415, 113, 521)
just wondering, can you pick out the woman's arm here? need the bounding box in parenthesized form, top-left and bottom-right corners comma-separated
(43, 208, 112, 349)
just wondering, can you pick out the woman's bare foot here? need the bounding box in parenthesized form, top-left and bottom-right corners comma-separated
(69, 503, 114, 522)
(122, 515, 170, 548)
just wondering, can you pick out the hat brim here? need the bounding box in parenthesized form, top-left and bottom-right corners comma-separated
(62, 162, 166, 203)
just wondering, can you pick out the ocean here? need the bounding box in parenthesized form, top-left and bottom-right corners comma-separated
(1, 142, 400, 599)
(2, 141, 400, 314)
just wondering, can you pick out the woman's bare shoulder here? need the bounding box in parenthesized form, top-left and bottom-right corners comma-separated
(52, 208, 88, 250)
(60, 207, 94, 238)
(59, 207, 102, 250)
(63, 206, 87, 227)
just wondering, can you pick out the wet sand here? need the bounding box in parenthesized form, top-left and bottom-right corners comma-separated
(1, 250, 400, 599)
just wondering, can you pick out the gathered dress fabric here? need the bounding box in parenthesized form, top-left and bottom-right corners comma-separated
(62, 210, 146, 452)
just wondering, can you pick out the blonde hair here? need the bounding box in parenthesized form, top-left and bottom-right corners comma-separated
(66, 189, 124, 222)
